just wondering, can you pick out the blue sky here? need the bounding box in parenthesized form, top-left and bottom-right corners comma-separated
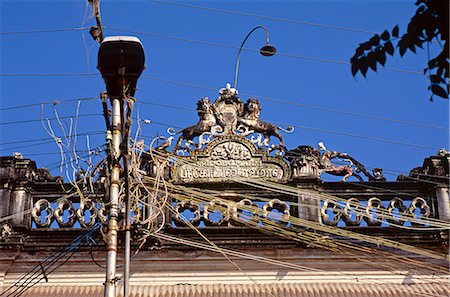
(1, 0, 448, 181)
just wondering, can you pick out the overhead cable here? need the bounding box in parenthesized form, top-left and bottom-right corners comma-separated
(0, 113, 101, 126)
(107, 27, 421, 75)
(0, 27, 90, 35)
(149, 0, 379, 34)
(0, 97, 98, 111)
(140, 77, 449, 131)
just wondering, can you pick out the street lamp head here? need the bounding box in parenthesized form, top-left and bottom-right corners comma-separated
(233, 26, 276, 89)
(97, 36, 145, 98)
(259, 44, 277, 57)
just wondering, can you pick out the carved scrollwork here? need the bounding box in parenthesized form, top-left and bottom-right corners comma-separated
(408, 197, 430, 226)
(198, 132, 213, 148)
(250, 134, 270, 148)
(231, 199, 260, 226)
(97, 203, 107, 224)
(0, 224, 12, 241)
(262, 199, 290, 226)
(364, 197, 385, 226)
(342, 198, 363, 226)
(236, 124, 254, 137)
(173, 200, 201, 227)
(386, 197, 408, 226)
(321, 200, 342, 226)
(32, 199, 54, 228)
(77, 200, 99, 228)
(203, 199, 230, 226)
(54, 199, 76, 228)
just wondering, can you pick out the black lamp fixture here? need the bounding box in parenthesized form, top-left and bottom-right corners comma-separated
(233, 26, 276, 89)
(97, 36, 145, 98)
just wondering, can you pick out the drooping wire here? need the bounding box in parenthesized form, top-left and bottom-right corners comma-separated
(0, 223, 102, 297)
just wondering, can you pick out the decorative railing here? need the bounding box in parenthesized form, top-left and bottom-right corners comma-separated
(172, 198, 291, 228)
(31, 195, 436, 229)
(320, 196, 433, 227)
(32, 198, 106, 228)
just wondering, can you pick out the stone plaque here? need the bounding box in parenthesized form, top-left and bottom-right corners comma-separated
(172, 135, 290, 183)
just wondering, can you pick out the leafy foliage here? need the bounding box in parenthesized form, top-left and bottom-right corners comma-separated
(351, 0, 449, 100)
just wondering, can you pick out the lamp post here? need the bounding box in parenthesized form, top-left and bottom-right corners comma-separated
(97, 36, 145, 297)
(233, 26, 276, 89)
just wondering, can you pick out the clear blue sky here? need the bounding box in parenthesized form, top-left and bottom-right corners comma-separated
(1, 0, 448, 181)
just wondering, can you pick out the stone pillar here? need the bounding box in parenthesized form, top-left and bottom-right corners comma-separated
(436, 186, 450, 222)
(0, 156, 36, 229)
(297, 190, 320, 223)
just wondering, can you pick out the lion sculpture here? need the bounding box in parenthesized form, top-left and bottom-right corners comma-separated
(239, 98, 285, 147)
(174, 97, 216, 151)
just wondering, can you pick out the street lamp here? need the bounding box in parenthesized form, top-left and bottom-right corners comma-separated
(233, 26, 276, 89)
(98, 36, 145, 98)
(97, 35, 145, 297)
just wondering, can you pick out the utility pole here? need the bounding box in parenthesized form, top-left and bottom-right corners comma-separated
(97, 36, 145, 297)
(104, 96, 121, 297)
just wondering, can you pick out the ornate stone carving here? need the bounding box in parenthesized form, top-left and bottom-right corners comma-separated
(32, 199, 54, 228)
(319, 196, 432, 227)
(172, 135, 290, 184)
(231, 199, 259, 226)
(321, 200, 342, 226)
(173, 200, 201, 227)
(54, 199, 76, 228)
(286, 142, 384, 182)
(262, 199, 290, 226)
(408, 197, 430, 226)
(166, 84, 293, 154)
(77, 200, 99, 228)
(203, 199, 230, 226)
(0, 223, 12, 241)
(31, 198, 106, 228)
(238, 98, 290, 148)
(386, 197, 408, 225)
(342, 198, 363, 226)
(173, 98, 217, 151)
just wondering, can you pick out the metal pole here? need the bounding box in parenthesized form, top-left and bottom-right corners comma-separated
(104, 97, 122, 297)
(123, 162, 131, 297)
(233, 26, 270, 89)
(123, 122, 131, 297)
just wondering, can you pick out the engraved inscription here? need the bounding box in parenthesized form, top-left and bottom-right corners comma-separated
(173, 137, 289, 183)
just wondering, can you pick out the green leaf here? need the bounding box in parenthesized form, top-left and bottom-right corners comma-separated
(370, 34, 380, 46)
(392, 25, 399, 37)
(376, 48, 386, 66)
(367, 51, 377, 71)
(398, 38, 407, 56)
(431, 84, 448, 98)
(430, 74, 445, 84)
(361, 62, 369, 77)
(385, 41, 394, 56)
(381, 30, 390, 41)
(360, 41, 372, 51)
(351, 62, 359, 76)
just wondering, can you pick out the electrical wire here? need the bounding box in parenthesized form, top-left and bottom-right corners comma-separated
(1, 132, 104, 152)
(107, 27, 422, 75)
(149, 0, 379, 35)
(0, 113, 102, 126)
(0, 223, 101, 297)
(0, 27, 90, 35)
(0, 73, 98, 77)
(139, 77, 449, 131)
(0, 97, 98, 111)
(142, 169, 448, 281)
(134, 110, 442, 152)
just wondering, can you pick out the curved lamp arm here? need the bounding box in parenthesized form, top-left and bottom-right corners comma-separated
(233, 26, 276, 89)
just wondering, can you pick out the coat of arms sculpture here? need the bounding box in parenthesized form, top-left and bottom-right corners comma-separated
(145, 84, 385, 184)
